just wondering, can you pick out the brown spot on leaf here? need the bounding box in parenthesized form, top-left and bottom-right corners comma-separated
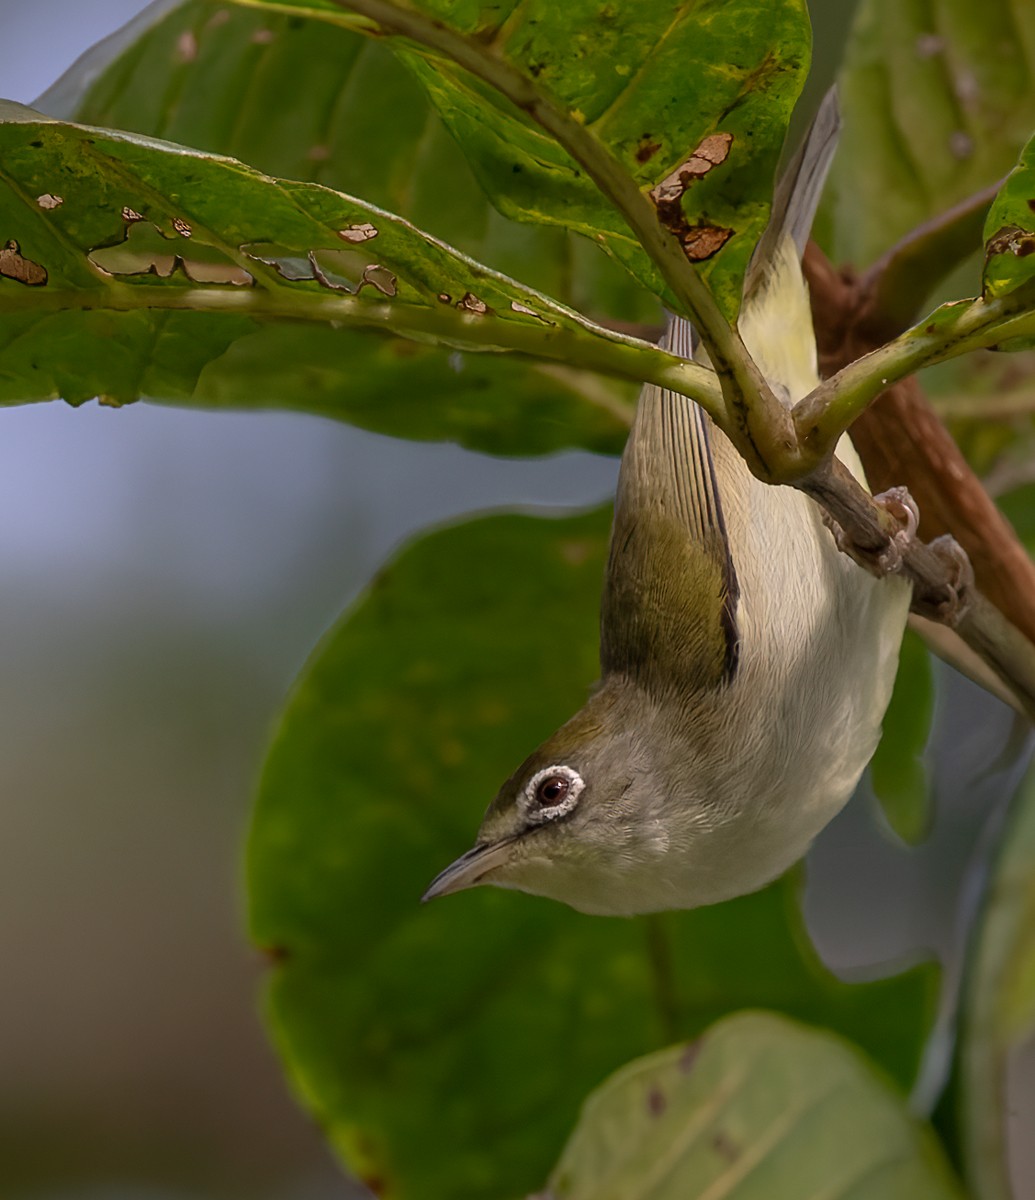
(646, 1085, 667, 1117)
(457, 291, 492, 315)
(678, 1039, 702, 1073)
(915, 33, 944, 58)
(559, 539, 592, 565)
(205, 9, 231, 30)
(986, 224, 1035, 261)
(510, 300, 551, 323)
(711, 1130, 740, 1163)
(649, 134, 735, 264)
(437, 292, 452, 303)
(251, 28, 275, 44)
(683, 224, 733, 261)
(0, 240, 47, 286)
(36, 193, 63, 210)
(338, 222, 379, 244)
(176, 29, 198, 63)
(949, 130, 974, 160)
(307, 144, 331, 162)
(636, 135, 661, 164)
(650, 132, 733, 206)
(121, 206, 144, 223)
(261, 944, 291, 963)
(1027, 199, 1035, 212)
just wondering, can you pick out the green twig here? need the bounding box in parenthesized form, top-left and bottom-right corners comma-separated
(794, 284, 1035, 461)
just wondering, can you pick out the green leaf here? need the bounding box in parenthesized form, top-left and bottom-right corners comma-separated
(248, 505, 938, 1200)
(869, 627, 935, 844)
(0, 99, 682, 452)
(959, 763, 1035, 1199)
(828, 0, 1035, 273)
(45, 0, 661, 328)
(983, 134, 1035, 301)
(224, 0, 812, 318)
(997, 477, 1035, 547)
(547, 1012, 964, 1200)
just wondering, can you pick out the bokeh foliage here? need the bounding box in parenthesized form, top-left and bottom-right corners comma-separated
(5, 0, 1035, 1196)
(250, 507, 938, 1198)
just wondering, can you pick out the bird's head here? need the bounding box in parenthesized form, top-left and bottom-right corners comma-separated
(422, 681, 693, 915)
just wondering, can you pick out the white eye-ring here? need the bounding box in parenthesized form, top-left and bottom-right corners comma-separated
(523, 764, 585, 823)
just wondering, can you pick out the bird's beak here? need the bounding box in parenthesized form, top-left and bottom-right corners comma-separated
(421, 837, 517, 903)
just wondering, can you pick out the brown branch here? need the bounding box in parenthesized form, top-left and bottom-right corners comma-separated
(804, 240, 1035, 678)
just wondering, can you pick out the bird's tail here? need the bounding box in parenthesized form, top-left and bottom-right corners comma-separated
(667, 89, 840, 407)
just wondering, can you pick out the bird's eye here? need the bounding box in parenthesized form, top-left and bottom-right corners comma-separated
(523, 764, 584, 822)
(536, 775, 570, 806)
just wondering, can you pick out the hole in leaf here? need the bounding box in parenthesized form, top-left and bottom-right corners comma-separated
(89, 221, 253, 286)
(243, 242, 397, 297)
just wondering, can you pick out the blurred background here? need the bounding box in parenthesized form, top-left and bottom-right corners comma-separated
(0, 3, 1030, 1199)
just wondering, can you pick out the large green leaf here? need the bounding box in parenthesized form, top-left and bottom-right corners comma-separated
(0, 99, 669, 452)
(547, 1012, 964, 1199)
(224, 0, 812, 318)
(829, 0, 1035, 271)
(43, 0, 660, 328)
(248, 505, 938, 1200)
(959, 764, 1035, 1199)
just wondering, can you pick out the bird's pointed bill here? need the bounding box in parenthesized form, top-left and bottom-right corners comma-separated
(422, 838, 517, 902)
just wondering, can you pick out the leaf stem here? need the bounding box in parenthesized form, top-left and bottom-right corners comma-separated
(0, 282, 722, 418)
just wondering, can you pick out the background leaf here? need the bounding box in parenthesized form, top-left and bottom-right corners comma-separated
(959, 763, 1035, 1199)
(547, 1012, 964, 1200)
(827, 0, 1035, 273)
(226, 0, 812, 318)
(248, 505, 938, 1200)
(869, 626, 936, 844)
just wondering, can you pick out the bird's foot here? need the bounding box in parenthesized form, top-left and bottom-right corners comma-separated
(823, 485, 919, 576)
(912, 534, 975, 625)
(871, 486, 920, 574)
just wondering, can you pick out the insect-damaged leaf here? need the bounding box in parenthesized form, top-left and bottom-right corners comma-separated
(546, 1014, 964, 1200)
(0, 99, 650, 453)
(218, 0, 812, 319)
(983, 133, 1035, 305)
(248, 505, 938, 1200)
(42, 0, 661, 330)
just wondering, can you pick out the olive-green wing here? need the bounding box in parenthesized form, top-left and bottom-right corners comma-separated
(601, 317, 739, 694)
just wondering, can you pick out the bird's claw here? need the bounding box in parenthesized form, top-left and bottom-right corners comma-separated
(823, 485, 921, 576)
(913, 534, 975, 625)
(872, 486, 920, 574)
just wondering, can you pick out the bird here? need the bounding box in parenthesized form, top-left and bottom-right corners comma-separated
(423, 95, 912, 916)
